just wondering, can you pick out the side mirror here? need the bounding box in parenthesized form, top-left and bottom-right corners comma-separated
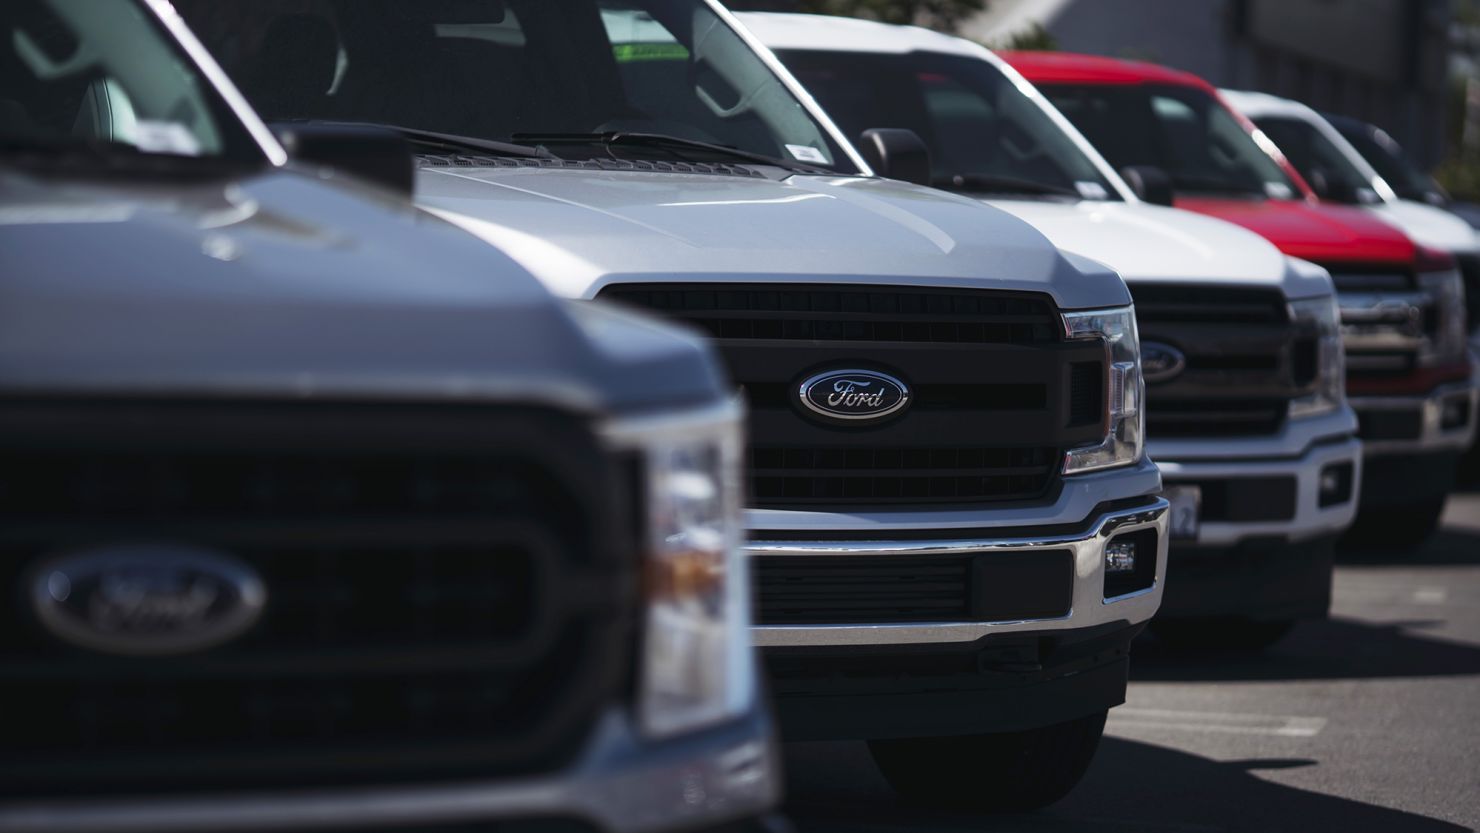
(273, 123, 415, 199)
(1306, 167, 1360, 204)
(856, 128, 932, 187)
(1119, 165, 1175, 207)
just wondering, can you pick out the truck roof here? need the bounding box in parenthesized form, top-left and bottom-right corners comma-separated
(1000, 51, 1217, 94)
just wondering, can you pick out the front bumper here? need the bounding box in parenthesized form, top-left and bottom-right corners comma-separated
(747, 495, 1169, 648)
(0, 709, 779, 833)
(1352, 378, 1478, 457)
(1153, 435, 1363, 549)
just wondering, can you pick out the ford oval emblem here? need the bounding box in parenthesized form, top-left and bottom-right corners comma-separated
(798, 369, 912, 421)
(30, 545, 266, 656)
(1141, 342, 1188, 384)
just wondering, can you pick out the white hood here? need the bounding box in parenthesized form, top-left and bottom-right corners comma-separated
(1371, 200, 1480, 256)
(985, 199, 1334, 300)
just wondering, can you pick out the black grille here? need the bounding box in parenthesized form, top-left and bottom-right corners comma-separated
(601, 284, 1061, 345)
(602, 283, 1105, 509)
(1132, 284, 1306, 439)
(750, 445, 1058, 505)
(0, 401, 633, 797)
(1458, 253, 1480, 335)
(754, 550, 1074, 625)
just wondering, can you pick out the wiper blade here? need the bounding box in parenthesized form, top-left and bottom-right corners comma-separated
(933, 173, 1081, 198)
(511, 131, 825, 172)
(277, 120, 549, 159)
(1, 135, 148, 157)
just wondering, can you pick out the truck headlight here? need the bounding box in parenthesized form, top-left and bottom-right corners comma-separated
(607, 402, 753, 739)
(1289, 294, 1346, 419)
(1063, 307, 1144, 474)
(1417, 267, 1469, 365)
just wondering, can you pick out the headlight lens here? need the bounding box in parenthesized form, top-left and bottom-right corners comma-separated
(610, 403, 753, 739)
(1289, 295, 1346, 419)
(1063, 307, 1144, 474)
(1417, 268, 1469, 365)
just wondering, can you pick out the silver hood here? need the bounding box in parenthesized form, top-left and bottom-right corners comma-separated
(0, 165, 727, 414)
(418, 167, 1132, 309)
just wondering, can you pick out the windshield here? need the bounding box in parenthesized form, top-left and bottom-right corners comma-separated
(776, 49, 1118, 200)
(1252, 116, 1378, 205)
(0, 0, 262, 164)
(1041, 83, 1300, 200)
(174, 0, 859, 173)
(1335, 124, 1438, 202)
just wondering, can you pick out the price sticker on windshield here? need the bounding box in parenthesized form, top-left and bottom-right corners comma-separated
(786, 144, 828, 164)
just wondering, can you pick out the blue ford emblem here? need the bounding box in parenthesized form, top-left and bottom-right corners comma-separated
(1141, 341, 1187, 384)
(798, 369, 911, 421)
(30, 545, 266, 656)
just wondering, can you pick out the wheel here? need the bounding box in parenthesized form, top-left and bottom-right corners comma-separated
(1344, 498, 1448, 551)
(1150, 617, 1294, 651)
(867, 711, 1107, 812)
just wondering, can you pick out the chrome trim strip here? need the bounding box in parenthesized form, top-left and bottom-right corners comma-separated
(749, 498, 1168, 647)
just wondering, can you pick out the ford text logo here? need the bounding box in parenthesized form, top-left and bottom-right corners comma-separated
(30, 545, 266, 656)
(1141, 342, 1187, 384)
(798, 369, 911, 421)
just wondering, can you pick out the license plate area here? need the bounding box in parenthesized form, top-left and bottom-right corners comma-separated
(1164, 485, 1202, 541)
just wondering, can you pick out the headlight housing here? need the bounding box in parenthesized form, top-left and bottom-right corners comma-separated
(1289, 294, 1346, 419)
(1417, 267, 1469, 365)
(1063, 307, 1144, 474)
(606, 401, 753, 739)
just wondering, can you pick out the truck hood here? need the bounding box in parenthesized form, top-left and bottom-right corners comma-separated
(1176, 196, 1416, 266)
(0, 166, 725, 413)
(1370, 199, 1480, 256)
(985, 199, 1331, 299)
(417, 166, 1132, 309)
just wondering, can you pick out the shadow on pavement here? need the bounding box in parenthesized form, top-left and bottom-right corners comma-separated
(1336, 528, 1480, 567)
(781, 737, 1467, 833)
(1130, 614, 1480, 683)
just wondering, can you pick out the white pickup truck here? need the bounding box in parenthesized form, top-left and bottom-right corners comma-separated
(181, 0, 1169, 812)
(741, 12, 1360, 649)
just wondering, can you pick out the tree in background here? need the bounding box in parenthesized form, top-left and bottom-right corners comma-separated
(725, 0, 988, 32)
(1438, 0, 1480, 200)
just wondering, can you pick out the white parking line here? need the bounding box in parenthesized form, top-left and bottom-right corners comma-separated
(1413, 587, 1449, 605)
(1108, 707, 1327, 738)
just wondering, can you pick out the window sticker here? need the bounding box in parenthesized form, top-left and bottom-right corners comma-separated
(1076, 181, 1109, 200)
(1265, 182, 1294, 200)
(786, 144, 828, 164)
(133, 121, 202, 156)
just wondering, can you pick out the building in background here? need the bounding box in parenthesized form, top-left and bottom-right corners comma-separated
(964, 0, 1453, 168)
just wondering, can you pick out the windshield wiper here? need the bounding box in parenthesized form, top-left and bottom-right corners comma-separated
(933, 173, 1081, 198)
(511, 132, 826, 172)
(274, 120, 550, 159)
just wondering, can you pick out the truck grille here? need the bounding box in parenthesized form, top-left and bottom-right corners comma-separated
(1321, 264, 1432, 380)
(603, 284, 1106, 509)
(753, 550, 1074, 624)
(0, 401, 634, 797)
(1132, 284, 1310, 439)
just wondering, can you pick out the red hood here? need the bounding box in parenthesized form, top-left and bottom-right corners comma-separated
(1177, 197, 1416, 266)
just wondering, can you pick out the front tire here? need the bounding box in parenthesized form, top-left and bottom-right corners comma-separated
(867, 711, 1107, 812)
(1345, 497, 1447, 551)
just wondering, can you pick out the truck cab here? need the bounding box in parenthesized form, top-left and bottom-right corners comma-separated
(178, 0, 1170, 812)
(0, 1, 774, 830)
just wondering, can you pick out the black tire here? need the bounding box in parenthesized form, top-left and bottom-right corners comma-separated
(1344, 498, 1448, 551)
(867, 711, 1107, 813)
(1150, 617, 1294, 651)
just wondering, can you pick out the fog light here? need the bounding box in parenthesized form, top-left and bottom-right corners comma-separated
(1318, 462, 1355, 508)
(1440, 396, 1471, 431)
(1105, 540, 1138, 574)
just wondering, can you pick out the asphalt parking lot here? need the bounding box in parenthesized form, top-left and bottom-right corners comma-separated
(781, 489, 1480, 833)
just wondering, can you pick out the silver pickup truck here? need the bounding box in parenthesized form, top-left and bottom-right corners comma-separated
(0, 1, 774, 831)
(181, 0, 1171, 811)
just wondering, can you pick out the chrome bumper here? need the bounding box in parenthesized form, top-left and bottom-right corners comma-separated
(747, 498, 1169, 647)
(1352, 377, 1479, 456)
(0, 711, 778, 833)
